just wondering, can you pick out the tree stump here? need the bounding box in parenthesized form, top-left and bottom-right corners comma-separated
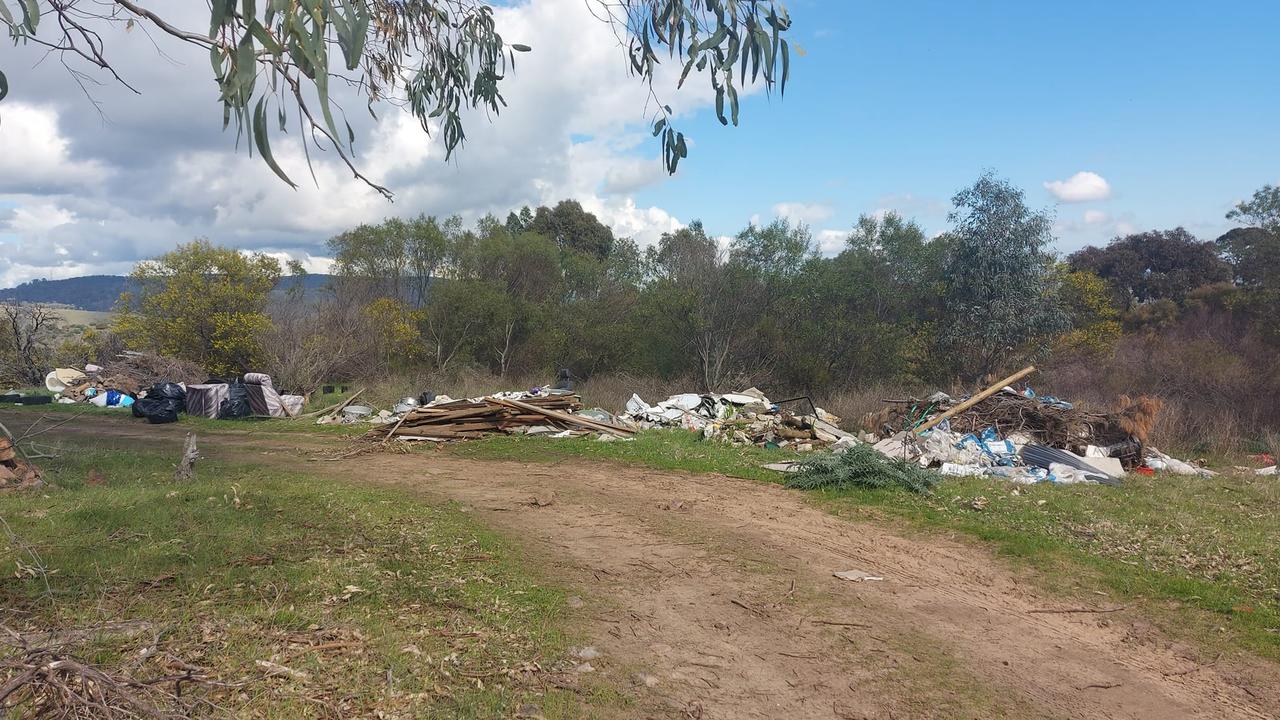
(175, 433, 198, 481)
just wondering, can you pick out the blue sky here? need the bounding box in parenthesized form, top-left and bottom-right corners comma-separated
(1, 0, 1276, 286)
(636, 0, 1280, 251)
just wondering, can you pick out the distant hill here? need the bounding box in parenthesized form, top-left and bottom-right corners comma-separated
(0, 274, 335, 312)
(0, 276, 128, 311)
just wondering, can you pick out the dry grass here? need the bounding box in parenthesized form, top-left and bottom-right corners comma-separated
(344, 360, 1276, 457)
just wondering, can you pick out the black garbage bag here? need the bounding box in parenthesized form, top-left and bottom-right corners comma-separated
(133, 382, 186, 424)
(133, 396, 180, 424)
(218, 380, 252, 419)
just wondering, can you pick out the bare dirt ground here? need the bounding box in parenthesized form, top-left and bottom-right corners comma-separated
(12, 412, 1280, 720)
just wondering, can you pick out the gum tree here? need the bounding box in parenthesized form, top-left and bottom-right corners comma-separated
(938, 172, 1069, 380)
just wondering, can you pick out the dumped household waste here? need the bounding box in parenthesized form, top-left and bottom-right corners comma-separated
(0, 437, 42, 490)
(131, 382, 186, 425)
(37, 356, 307, 424)
(621, 387, 857, 450)
(373, 391, 635, 441)
(243, 373, 305, 418)
(859, 365, 1210, 484)
(184, 382, 230, 419)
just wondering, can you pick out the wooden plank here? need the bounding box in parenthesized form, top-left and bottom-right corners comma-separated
(913, 365, 1037, 434)
(492, 398, 634, 437)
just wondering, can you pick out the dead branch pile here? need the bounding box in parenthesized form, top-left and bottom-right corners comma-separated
(373, 394, 634, 441)
(944, 394, 1103, 446)
(97, 353, 205, 395)
(0, 620, 243, 719)
(861, 387, 1164, 469)
(0, 646, 187, 719)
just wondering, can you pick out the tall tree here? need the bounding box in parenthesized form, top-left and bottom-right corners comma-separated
(1220, 185, 1280, 290)
(115, 240, 281, 375)
(0, 303, 59, 385)
(938, 172, 1068, 379)
(729, 218, 815, 279)
(0, 1, 794, 194)
(328, 220, 410, 300)
(529, 200, 616, 260)
(1226, 184, 1280, 234)
(405, 215, 450, 307)
(1068, 228, 1232, 305)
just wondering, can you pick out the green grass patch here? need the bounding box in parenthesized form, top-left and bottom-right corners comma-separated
(810, 473, 1280, 659)
(0, 397, 365, 436)
(0, 446, 608, 718)
(455, 428, 798, 482)
(458, 430, 1280, 661)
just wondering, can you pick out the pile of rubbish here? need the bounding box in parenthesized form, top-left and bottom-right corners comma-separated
(37, 359, 305, 424)
(41, 352, 206, 402)
(860, 366, 1211, 485)
(621, 388, 858, 451)
(0, 437, 42, 490)
(372, 390, 635, 441)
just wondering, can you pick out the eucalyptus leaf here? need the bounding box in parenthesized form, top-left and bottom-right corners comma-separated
(19, 0, 38, 32)
(252, 98, 296, 189)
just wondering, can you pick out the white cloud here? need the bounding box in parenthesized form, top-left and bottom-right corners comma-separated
(1044, 171, 1112, 203)
(1083, 209, 1109, 225)
(773, 202, 833, 224)
(255, 251, 335, 275)
(0, 0, 730, 285)
(816, 229, 847, 255)
(0, 103, 110, 192)
(4, 200, 76, 235)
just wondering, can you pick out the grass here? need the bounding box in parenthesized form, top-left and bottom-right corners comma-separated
(0, 390, 367, 437)
(454, 428, 797, 483)
(459, 429, 1280, 661)
(0, 446, 612, 718)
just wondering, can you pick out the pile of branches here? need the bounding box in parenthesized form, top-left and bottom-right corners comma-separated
(944, 394, 1102, 447)
(1, 646, 191, 719)
(98, 353, 205, 395)
(376, 394, 635, 441)
(786, 444, 939, 494)
(864, 391, 1163, 458)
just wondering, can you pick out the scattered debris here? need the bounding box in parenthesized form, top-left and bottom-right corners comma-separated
(852, 366, 1210, 486)
(255, 659, 310, 681)
(761, 461, 802, 473)
(0, 625, 224, 719)
(0, 437, 42, 491)
(573, 646, 601, 660)
(621, 387, 856, 450)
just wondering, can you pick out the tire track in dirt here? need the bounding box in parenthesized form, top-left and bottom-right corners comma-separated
(15, 413, 1280, 719)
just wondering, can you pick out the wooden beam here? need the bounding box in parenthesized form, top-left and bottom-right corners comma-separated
(492, 398, 635, 437)
(913, 366, 1037, 435)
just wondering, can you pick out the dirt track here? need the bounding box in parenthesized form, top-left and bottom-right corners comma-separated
(13, 412, 1280, 719)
